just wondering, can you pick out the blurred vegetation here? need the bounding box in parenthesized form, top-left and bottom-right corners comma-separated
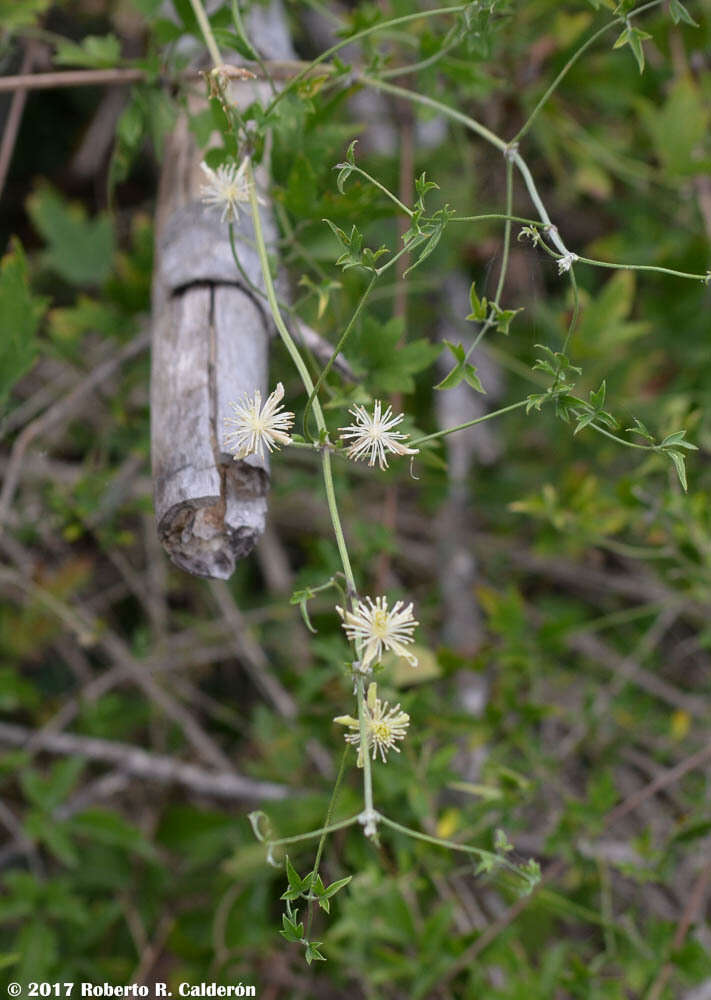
(1, 0, 710, 997)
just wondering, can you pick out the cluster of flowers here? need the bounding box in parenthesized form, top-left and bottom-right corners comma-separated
(223, 384, 418, 469)
(202, 157, 419, 766)
(334, 596, 418, 764)
(222, 382, 420, 764)
(203, 160, 420, 470)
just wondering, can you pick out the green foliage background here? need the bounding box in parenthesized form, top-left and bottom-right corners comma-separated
(0, 0, 710, 997)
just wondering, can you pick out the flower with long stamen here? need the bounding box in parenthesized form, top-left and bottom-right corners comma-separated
(200, 157, 256, 224)
(223, 382, 294, 460)
(339, 401, 418, 470)
(334, 683, 410, 765)
(337, 595, 419, 668)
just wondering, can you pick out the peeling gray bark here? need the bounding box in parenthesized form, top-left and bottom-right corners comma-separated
(151, 120, 276, 578)
(150, 2, 292, 579)
(151, 278, 270, 578)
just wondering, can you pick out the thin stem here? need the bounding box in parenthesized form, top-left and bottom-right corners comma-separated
(511, 152, 569, 255)
(303, 274, 377, 437)
(467, 155, 515, 357)
(311, 750, 349, 877)
(512, 0, 666, 143)
(229, 223, 319, 340)
(360, 75, 507, 152)
(274, 201, 330, 282)
(250, 165, 376, 848)
(512, 23, 611, 145)
(496, 158, 514, 304)
(305, 749, 349, 938)
(562, 392, 659, 452)
(412, 400, 528, 447)
(562, 267, 580, 357)
(232, 0, 277, 97)
(246, 164, 356, 595)
(357, 677, 375, 825)
(375, 240, 416, 278)
(378, 815, 507, 869)
(451, 213, 544, 227)
(321, 448, 356, 594)
(538, 235, 709, 286)
(298, 0, 345, 26)
(340, 163, 413, 217)
(362, 72, 699, 292)
(379, 32, 461, 80)
(267, 814, 360, 849)
(302, 575, 344, 598)
(228, 223, 273, 305)
(575, 255, 709, 284)
(264, 5, 468, 117)
(0, 67, 149, 93)
(187, 0, 222, 70)
(0, 44, 34, 203)
(357, 76, 573, 263)
(586, 420, 657, 452)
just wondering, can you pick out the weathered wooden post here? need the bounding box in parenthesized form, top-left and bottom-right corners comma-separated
(150, 4, 291, 579)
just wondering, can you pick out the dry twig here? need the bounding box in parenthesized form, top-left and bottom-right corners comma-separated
(0, 721, 291, 802)
(0, 330, 150, 532)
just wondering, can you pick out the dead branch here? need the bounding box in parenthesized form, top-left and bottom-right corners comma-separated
(648, 858, 711, 1000)
(565, 625, 707, 719)
(0, 43, 35, 200)
(0, 564, 233, 771)
(209, 581, 334, 778)
(440, 737, 711, 986)
(0, 329, 150, 533)
(0, 721, 291, 801)
(0, 60, 334, 95)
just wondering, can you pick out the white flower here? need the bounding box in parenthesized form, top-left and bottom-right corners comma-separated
(223, 382, 295, 460)
(557, 252, 579, 275)
(200, 157, 254, 223)
(334, 682, 410, 765)
(338, 401, 418, 470)
(336, 595, 419, 668)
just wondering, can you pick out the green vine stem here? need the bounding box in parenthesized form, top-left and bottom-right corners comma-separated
(572, 256, 708, 284)
(264, 5, 469, 118)
(246, 164, 384, 837)
(512, 0, 667, 143)
(305, 749, 349, 938)
(356, 676, 376, 837)
(246, 163, 357, 597)
(187, 0, 222, 70)
(466, 152, 515, 357)
(340, 163, 414, 217)
(358, 76, 574, 264)
(361, 73, 506, 152)
(302, 273, 377, 438)
(266, 815, 360, 850)
(411, 400, 529, 447)
(377, 815, 522, 878)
